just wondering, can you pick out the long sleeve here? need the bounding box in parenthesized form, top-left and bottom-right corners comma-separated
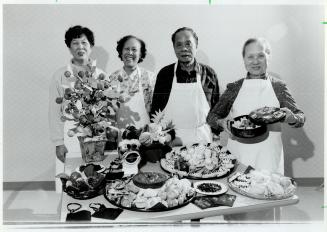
(150, 64, 175, 115)
(48, 68, 65, 146)
(200, 64, 220, 108)
(271, 77, 305, 128)
(207, 79, 244, 132)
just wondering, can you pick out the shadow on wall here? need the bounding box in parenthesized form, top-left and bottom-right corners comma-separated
(196, 50, 210, 66)
(141, 52, 156, 73)
(91, 46, 110, 72)
(116, 103, 142, 129)
(282, 126, 315, 177)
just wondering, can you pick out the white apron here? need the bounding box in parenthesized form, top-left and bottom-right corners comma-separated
(163, 63, 212, 146)
(116, 67, 150, 136)
(227, 77, 284, 174)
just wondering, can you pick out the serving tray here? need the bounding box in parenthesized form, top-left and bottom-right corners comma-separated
(160, 143, 237, 179)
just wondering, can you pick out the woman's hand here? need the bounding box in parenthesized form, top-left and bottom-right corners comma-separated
(56, 145, 68, 163)
(280, 107, 297, 125)
(223, 119, 234, 138)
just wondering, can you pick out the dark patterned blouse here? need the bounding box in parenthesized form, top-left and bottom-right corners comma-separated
(207, 74, 305, 132)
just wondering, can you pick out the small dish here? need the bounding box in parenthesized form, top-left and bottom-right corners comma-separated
(194, 181, 228, 196)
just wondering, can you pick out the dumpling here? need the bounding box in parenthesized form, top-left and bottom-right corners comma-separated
(280, 177, 292, 188)
(266, 181, 284, 196)
(248, 183, 266, 195)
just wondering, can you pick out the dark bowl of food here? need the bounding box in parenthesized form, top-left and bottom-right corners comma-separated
(139, 143, 172, 163)
(57, 163, 106, 200)
(230, 115, 267, 138)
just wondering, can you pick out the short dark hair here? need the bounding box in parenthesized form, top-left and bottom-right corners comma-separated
(242, 37, 271, 57)
(171, 27, 199, 46)
(116, 35, 147, 63)
(64, 25, 95, 48)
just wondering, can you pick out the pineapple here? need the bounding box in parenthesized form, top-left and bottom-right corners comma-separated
(151, 110, 174, 131)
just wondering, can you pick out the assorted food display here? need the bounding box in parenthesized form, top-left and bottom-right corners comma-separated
(59, 140, 297, 217)
(160, 143, 236, 179)
(228, 169, 296, 200)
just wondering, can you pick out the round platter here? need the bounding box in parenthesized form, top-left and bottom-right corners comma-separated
(104, 177, 196, 212)
(160, 143, 237, 180)
(194, 181, 228, 196)
(65, 187, 105, 200)
(227, 173, 297, 200)
(249, 106, 286, 125)
(104, 191, 195, 212)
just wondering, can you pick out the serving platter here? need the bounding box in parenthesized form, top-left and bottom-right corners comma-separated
(160, 142, 237, 179)
(104, 175, 196, 212)
(194, 181, 228, 196)
(249, 106, 286, 124)
(228, 171, 297, 200)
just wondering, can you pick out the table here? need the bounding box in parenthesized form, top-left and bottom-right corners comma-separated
(60, 151, 299, 223)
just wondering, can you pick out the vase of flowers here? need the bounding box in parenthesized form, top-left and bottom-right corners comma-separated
(55, 63, 120, 163)
(138, 110, 175, 163)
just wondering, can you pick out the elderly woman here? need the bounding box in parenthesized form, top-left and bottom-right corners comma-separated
(109, 35, 156, 131)
(49, 25, 107, 163)
(207, 38, 305, 175)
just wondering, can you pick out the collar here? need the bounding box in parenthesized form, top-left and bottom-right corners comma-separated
(70, 58, 96, 68)
(122, 65, 140, 81)
(246, 72, 268, 80)
(177, 59, 200, 74)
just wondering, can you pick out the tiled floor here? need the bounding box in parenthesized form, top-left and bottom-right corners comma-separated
(2, 186, 325, 223)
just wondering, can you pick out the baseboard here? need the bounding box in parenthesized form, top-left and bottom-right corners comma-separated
(293, 178, 324, 187)
(3, 177, 324, 191)
(3, 181, 55, 191)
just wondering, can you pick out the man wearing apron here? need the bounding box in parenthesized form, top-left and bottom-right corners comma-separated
(151, 27, 220, 146)
(207, 38, 305, 220)
(49, 26, 107, 191)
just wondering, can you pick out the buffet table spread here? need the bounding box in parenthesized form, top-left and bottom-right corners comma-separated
(59, 150, 299, 223)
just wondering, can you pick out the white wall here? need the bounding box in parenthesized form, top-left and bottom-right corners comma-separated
(3, 4, 324, 181)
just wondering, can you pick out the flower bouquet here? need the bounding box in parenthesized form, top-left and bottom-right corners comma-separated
(55, 63, 120, 162)
(138, 110, 175, 163)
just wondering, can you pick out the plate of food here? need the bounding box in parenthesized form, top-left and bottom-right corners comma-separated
(56, 163, 106, 200)
(249, 106, 286, 124)
(230, 115, 267, 138)
(194, 181, 228, 196)
(228, 169, 297, 200)
(160, 142, 237, 179)
(104, 174, 196, 212)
